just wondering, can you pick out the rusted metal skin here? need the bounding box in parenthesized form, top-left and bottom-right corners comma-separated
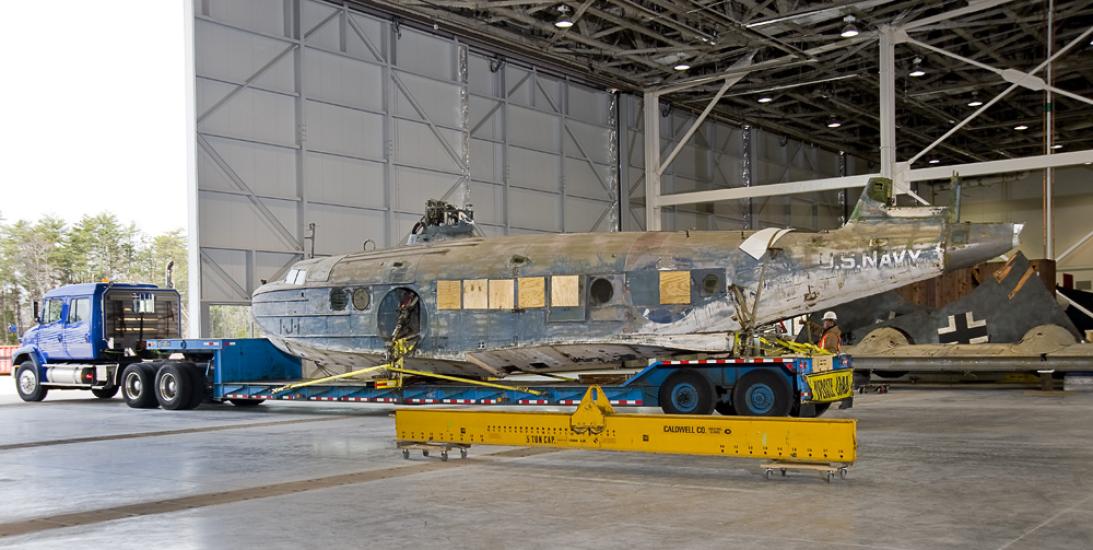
(251, 178, 1022, 378)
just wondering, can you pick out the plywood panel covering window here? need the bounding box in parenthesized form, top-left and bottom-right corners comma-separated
(436, 280, 461, 310)
(551, 275, 580, 307)
(463, 279, 488, 309)
(489, 279, 515, 309)
(518, 277, 545, 308)
(659, 271, 691, 304)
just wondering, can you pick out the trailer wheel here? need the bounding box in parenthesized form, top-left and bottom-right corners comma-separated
(714, 400, 736, 415)
(228, 398, 264, 407)
(155, 364, 193, 411)
(122, 364, 158, 409)
(15, 362, 48, 402)
(733, 370, 792, 416)
(91, 386, 119, 399)
(659, 370, 715, 415)
(183, 364, 208, 410)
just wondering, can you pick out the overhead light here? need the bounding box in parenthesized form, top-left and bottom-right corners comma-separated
(909, 57, 925, 77)
(928, 159, 940, 164)
(673, 63, 690, 71)
(554, 5, 573, 28)
(967, 100, 983, 107)
(827, 118, 842, 129)
(1051, 143, 1063, 150)
(757, 96, 773, 103)
(1013, 124, 1028, 131)
(840, 15, 859, 38)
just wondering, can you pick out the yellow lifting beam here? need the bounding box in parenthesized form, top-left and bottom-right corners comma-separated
(395, 385, 856, 476)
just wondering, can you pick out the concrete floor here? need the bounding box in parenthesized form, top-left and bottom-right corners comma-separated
(0, 382, 1091, 549)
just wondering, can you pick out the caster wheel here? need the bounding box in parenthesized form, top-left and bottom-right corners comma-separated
(780, 469, 787, 477)
(422, 450, 430, 457)
(825, 472, 834, 483)
(440, 451, 449, 462)
(402, 449, 410, 460)
(764, 469, 774, 480)
(839, 467, 848, 480)
(459, 448, 468, 459)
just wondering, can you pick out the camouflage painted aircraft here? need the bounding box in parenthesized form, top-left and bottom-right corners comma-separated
(251, 178, 1022, 378)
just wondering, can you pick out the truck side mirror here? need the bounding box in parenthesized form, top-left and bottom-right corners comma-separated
(33, 301, 40, 324)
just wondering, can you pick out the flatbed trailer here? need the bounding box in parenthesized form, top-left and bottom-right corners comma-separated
(144, 338, 854, 417)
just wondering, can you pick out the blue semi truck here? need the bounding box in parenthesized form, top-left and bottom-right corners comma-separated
(12, 283, 854, 416)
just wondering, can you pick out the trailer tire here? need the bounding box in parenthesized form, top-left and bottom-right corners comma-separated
(228, 398, 264, 407)
(91, 386, 119, 399)
(122, 364, 158, 409)
(184, 365, 208, 410)
(15, 362, 48, 402)
(733, 370, 792, 417)
(659, 370, 715, 415)
(155, 363, 193, 411)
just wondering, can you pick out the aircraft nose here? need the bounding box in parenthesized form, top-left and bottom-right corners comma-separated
(943, 221, 1022, 270)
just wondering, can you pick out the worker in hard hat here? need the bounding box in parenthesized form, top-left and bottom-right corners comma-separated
(817, 311, 842, 353)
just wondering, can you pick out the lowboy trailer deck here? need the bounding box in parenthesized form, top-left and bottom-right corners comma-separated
(141, 338, 853, 417)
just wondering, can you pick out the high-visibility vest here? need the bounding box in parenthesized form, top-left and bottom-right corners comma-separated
(819, 329, 841, 353)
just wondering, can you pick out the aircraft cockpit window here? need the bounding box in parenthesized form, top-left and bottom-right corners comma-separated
(589, 278, 614, 306)
(294, 270, 308, 285)
(285, 269, 298, 284)
(330, 288, 348, 311)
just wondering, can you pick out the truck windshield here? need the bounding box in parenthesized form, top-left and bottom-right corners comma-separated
(104, 289, 181, 349)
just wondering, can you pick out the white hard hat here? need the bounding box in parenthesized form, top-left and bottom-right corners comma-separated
(823, 311, 838, 321)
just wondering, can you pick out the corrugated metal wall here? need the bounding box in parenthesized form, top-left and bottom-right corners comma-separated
(192, 0, 617, 335)
(191, 0, 863, 336)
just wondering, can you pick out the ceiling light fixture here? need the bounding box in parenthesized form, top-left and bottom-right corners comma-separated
(554, 5, 573, 28)
(1013, 124, 1028, 131)
(928, 159, 940, 164)
(827, 118, 842, 129)
(909, 57, 925, 77)
(840, 15, 859, 38)
(967, 99, 983, 107)
(757, 96, 773, 103)
(1051, 144, 1063, 150)
(673, 63, 690, 71)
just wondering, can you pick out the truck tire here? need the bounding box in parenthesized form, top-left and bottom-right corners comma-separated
(659, 370, 714, 415)
(184, 364, 208, 410)
(91, 386, 119, 399)
(122, 364, 159, 409)
(228, 398, 264, 407)
(155, 363, 193, 411)
(15, 362, 48, 402)
(733, 370, 792, 416)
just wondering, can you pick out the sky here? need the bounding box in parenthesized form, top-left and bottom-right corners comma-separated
(0, 1, 188, 235)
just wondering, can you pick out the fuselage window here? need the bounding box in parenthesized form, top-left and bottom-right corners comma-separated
(352, 288, 370, 311)
(589, 278, 614, 306)
(330, 288, 348, 311)
(701, 273, 723, 296)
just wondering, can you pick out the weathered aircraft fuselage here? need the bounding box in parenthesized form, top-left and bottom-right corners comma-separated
(251, 178, 1021, 378)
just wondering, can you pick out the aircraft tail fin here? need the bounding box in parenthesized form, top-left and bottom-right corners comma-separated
(847, 177, 895, 222)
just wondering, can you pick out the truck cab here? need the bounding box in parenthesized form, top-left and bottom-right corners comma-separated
(13, 283, 182, 402)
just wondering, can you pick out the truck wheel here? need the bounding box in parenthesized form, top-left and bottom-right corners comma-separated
(228, 398, 264, 407)
(155, 363, 193, 411)
(714, 400, 736, 415)
(733, 370, 792, 416)
(184, 365, 208, 410)
(122, 364, 159, 409)
(659, 370, 714, 415)
(15, 362, 48, 402)
(91, 386, 119, 399)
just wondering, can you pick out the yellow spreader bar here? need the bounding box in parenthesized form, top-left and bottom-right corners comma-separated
(396, 385, 856, 465)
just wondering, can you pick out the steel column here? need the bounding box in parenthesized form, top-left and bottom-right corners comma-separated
(643, 91, 662, 231)
(878, 26, 897, 182)
(184, 0, 201, 337)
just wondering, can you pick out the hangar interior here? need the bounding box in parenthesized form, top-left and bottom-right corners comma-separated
(7, 1, 1093, 549)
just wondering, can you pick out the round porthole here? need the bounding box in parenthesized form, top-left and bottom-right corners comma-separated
(329, 287, 348, 311)
(589, 278, 614, 306)
(352, 288, 370, 311)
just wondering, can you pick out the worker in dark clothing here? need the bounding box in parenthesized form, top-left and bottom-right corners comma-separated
(817, 311, 842, 353)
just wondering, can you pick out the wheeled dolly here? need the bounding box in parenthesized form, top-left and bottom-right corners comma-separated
(397, 441, 470, 462)
(762, 461, 850, 483)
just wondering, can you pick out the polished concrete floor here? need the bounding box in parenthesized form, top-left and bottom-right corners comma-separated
(0, 380, 1091, 549)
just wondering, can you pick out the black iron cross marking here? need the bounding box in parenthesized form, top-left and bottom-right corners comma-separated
(937, 312, 989, 344)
